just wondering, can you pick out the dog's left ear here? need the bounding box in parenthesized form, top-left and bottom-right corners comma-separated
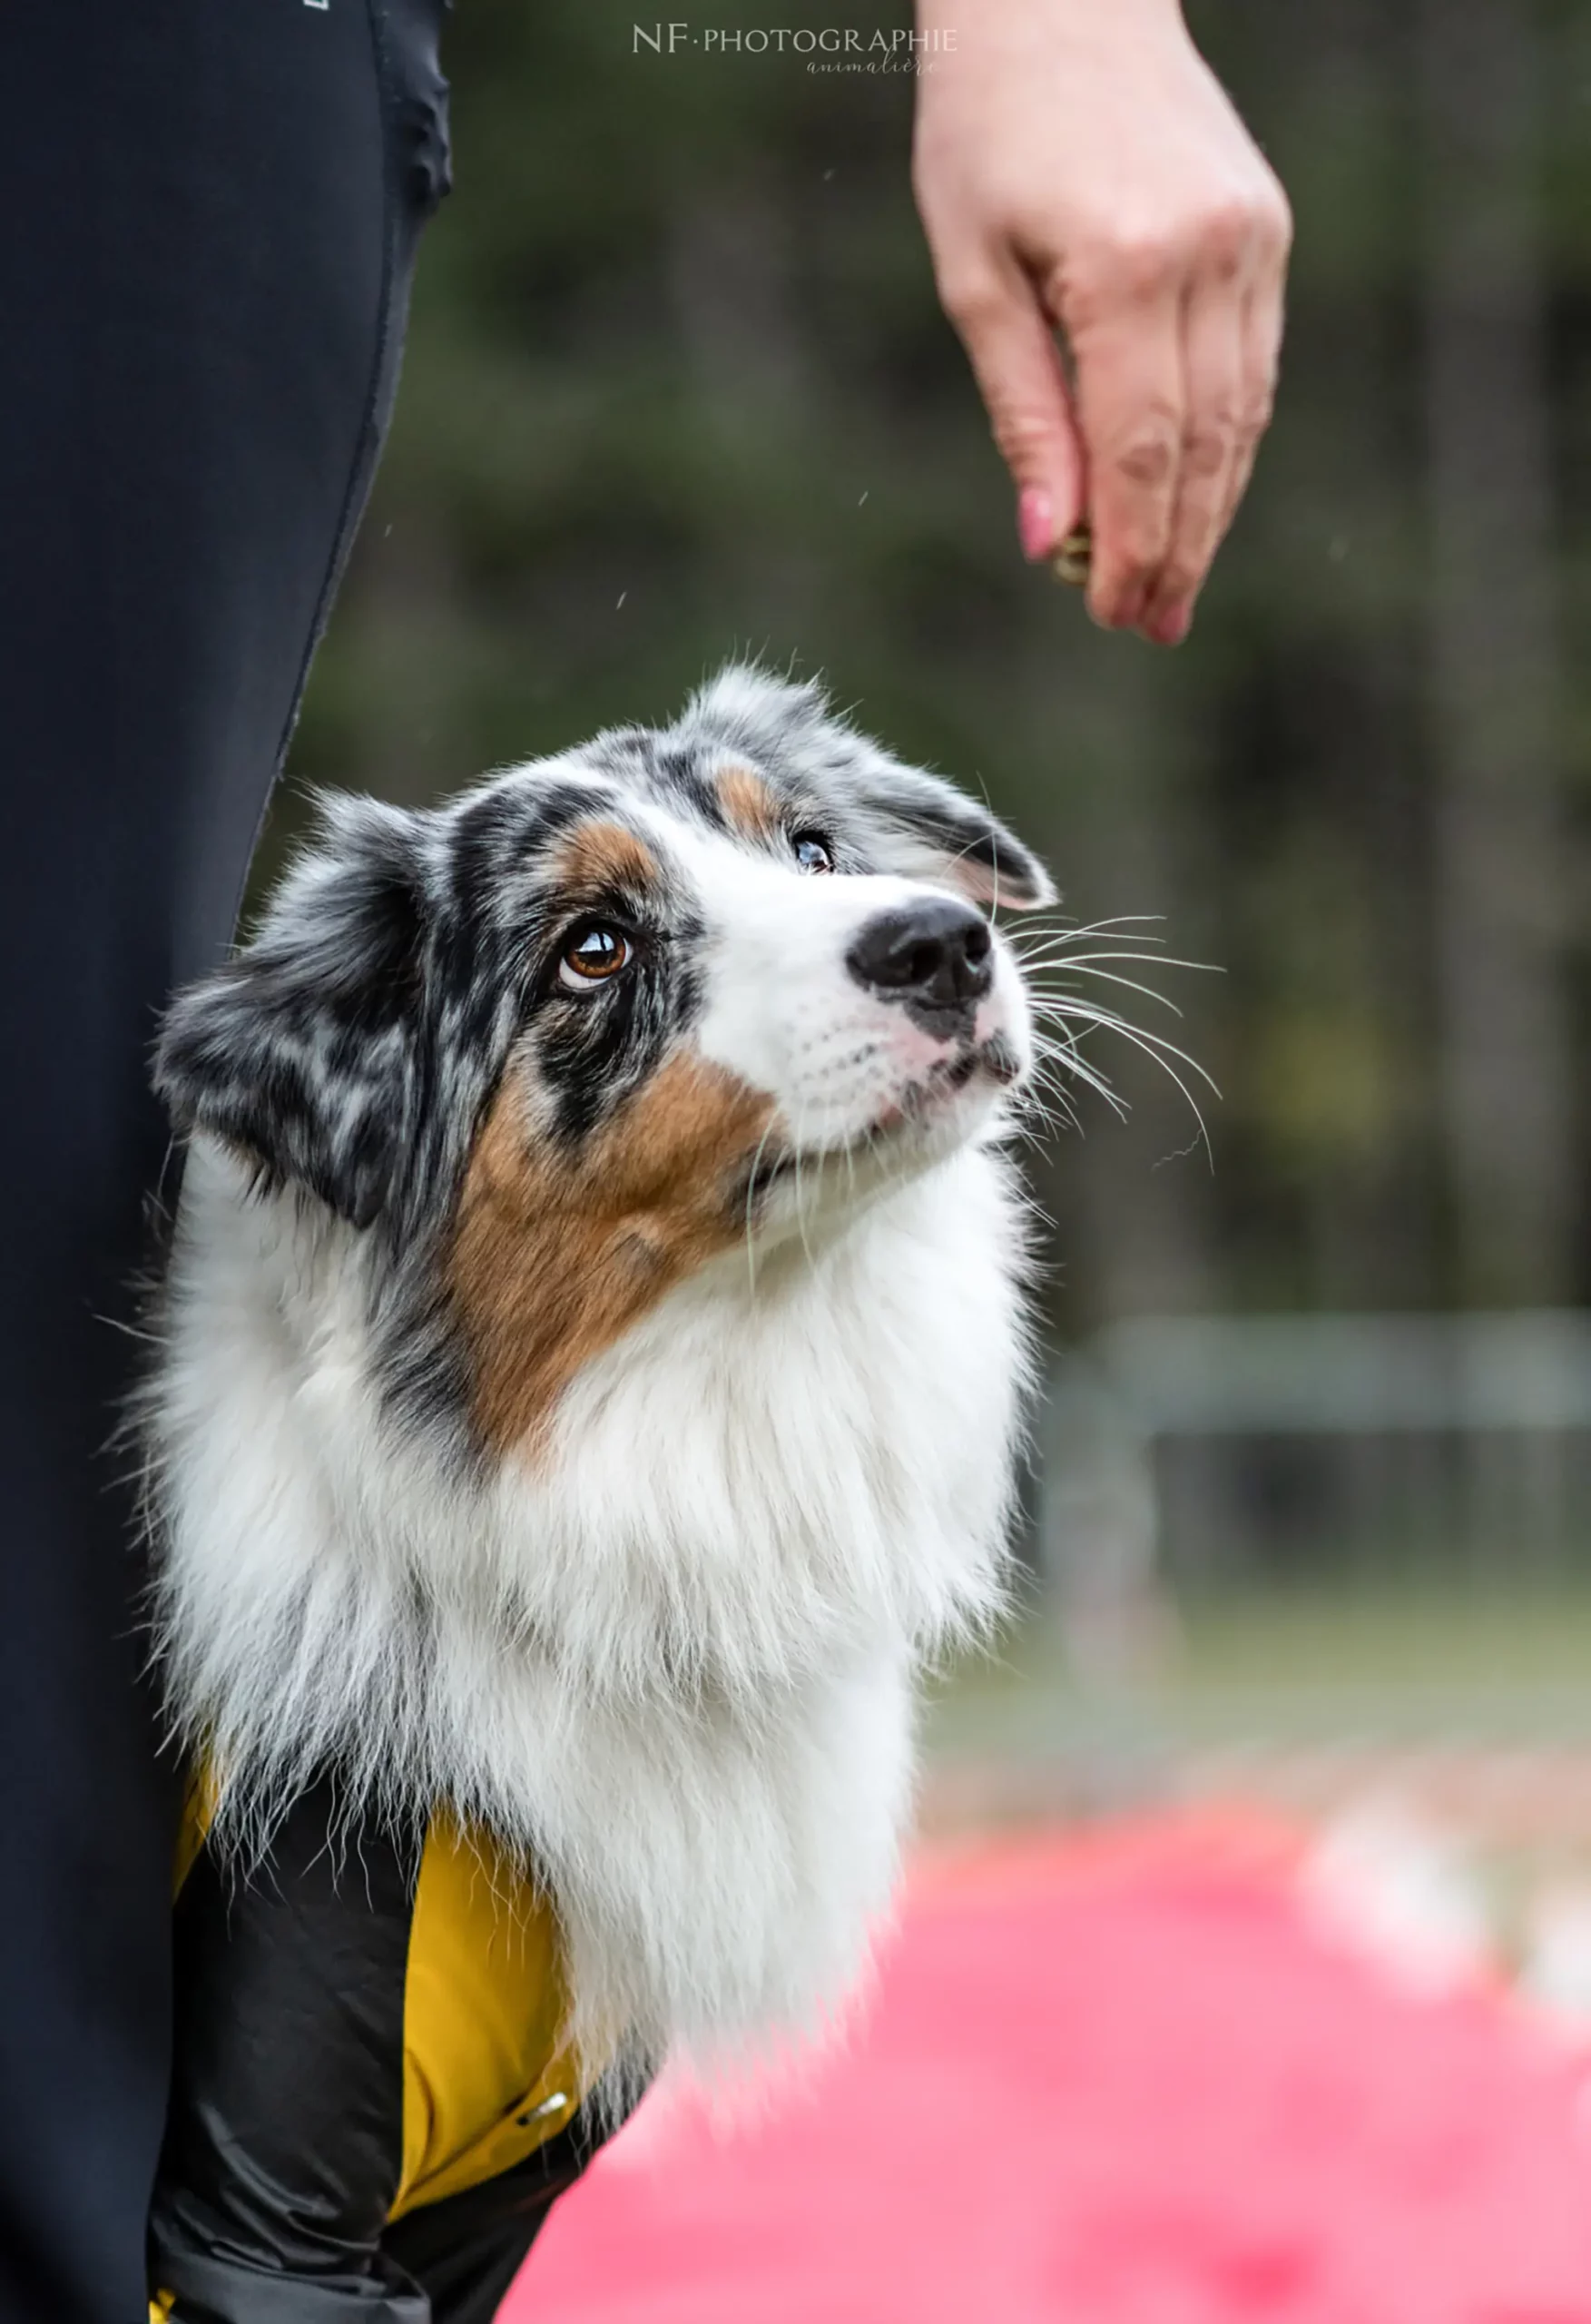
(155, 797, 432, 1231)
(683, 667, 1054, 911)
(858, 761, 1055, 911)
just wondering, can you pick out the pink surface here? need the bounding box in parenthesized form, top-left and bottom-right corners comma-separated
(507, 1818, 1591, 2323)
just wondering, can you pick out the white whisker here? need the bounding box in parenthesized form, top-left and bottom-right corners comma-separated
(1029, 1033, 1129, 1120)
(1028, 998, 1219, 1095)
(1030, 964, 1189, 1018)
(741, 1114, 781, 1294)
(790, 1096, 817, 1269)
(1032, 998, 1216, 1163)
(1023, 948, 1217, 978)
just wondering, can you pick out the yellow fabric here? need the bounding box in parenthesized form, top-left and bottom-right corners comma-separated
(172, 1771, 581, 2228)
(172, 1763, 219, 1896)
(391, 1812, 580, 2219)
(150, 2295, 176, 2322)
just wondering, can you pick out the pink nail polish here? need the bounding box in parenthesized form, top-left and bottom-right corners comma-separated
(1017, 487, 1054, 563)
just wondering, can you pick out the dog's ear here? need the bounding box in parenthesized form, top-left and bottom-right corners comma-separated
(155, 796, 430, 1230)
(684, 666, 1054, 911)
(853, 761, 1055, 912)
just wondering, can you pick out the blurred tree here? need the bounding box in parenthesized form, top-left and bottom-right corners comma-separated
(1420, 0, 1573, 1305)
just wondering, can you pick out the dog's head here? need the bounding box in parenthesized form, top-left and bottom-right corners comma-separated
(156, 670, 1050, 1452)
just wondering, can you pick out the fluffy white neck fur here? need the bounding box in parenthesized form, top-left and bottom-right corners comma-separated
(151, 1137, 1029, 2073)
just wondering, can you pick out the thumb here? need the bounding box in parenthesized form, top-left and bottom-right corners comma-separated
(946, 267, 1086, 561)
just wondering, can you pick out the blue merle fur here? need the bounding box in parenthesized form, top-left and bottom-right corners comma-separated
(152, 671, 1048, 1447)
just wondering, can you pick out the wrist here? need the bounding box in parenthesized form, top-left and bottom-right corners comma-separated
(913, 0, 1189, 46)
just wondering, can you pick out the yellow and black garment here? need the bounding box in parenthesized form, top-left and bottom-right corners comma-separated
(149, 1772, 619, 2324)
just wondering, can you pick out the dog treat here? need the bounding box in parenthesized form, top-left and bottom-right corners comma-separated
(1051, 522, 1093, 588)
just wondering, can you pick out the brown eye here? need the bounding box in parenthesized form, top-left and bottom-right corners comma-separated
(792, 832, 833, 875)
(558, 923, 632, 989)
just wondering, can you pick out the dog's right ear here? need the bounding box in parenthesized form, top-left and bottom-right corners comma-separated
(155, 797, 430, 1232)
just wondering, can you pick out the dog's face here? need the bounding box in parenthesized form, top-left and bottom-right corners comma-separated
(157, 671, 1051, 1453)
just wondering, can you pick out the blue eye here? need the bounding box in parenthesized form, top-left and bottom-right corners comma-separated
(792, 833, 833, 875)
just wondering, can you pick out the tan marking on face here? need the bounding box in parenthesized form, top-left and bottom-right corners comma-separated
(553, 818, 661, 896)
(715, 763, 782, 847)
(448, 1049, 777, 1458)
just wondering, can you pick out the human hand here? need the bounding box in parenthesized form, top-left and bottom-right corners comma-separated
(912, 0, 1291, 644)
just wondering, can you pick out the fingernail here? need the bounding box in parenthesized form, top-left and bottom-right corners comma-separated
(1017, 487, 1054, 563)
(1148, 604, 1193, 646)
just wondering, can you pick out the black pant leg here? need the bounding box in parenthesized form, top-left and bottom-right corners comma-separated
(0, 6, 447, 2316)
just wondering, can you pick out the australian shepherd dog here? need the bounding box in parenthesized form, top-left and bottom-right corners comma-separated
(142, 668, 1071, 2309)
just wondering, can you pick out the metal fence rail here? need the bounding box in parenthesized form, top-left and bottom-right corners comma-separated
(1040, 1313, 1591, 1610)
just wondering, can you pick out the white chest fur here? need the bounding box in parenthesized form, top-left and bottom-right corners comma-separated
(150, 1135, 1029, 2073)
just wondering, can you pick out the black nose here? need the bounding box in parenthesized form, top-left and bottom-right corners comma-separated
(846, 897, 994, 1017)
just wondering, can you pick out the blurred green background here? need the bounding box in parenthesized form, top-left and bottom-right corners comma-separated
(280, 0, 1591, 1758)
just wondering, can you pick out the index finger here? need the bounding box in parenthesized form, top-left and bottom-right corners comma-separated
(938, 256, 1088, 559)
(1059, 262, 1185, 630)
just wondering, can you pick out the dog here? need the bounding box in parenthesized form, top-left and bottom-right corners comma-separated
(141, 668, 1053, 2321)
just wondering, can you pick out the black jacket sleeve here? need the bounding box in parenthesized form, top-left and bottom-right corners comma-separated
(150, 1776, 427, 2323)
